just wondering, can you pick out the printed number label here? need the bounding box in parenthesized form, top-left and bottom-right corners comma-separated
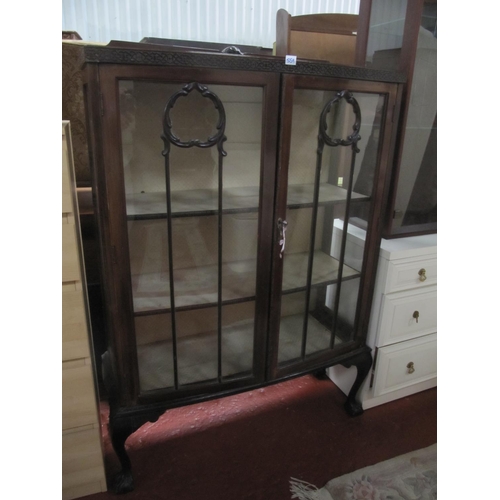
(285, 55, 297, 65)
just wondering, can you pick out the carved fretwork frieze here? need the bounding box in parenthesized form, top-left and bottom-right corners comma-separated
(83, 46, 406, 84)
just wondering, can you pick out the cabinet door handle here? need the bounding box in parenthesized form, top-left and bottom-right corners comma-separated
(418, 268, 427, 282)
(413, 310, 419, 323)
(407, 362, 415, 374)
(277, 218, 288, 259)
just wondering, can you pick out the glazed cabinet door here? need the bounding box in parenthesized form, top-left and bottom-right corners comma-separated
(94, 65, 279, 405)
(269, 75, 399, 379)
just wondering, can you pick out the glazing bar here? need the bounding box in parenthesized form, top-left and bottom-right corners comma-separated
(329, 148, 357, 349)
(163, 152, 180, 390)
(300, 147, 324, 360)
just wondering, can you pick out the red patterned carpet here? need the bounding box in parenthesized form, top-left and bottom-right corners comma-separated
(84, 375, 437, 500)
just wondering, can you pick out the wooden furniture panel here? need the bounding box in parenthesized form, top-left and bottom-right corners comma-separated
(275, 9, 358, 65)
(62, 121, 106, 498)
(62, 286, 91, 361)
(62, 426, 107, 500)
(289, 32, 357, 65)
(62, 136, 73, 212)
(62, 40, 94, 184)
(62, 359, 100, 430)
(62, 222, 80, 283)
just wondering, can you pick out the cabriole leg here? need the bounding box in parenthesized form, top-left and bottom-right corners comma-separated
(341, 350, 372, 417)
(109, 417, 136, 494)
(108, 410, 163, 493)
(102, 351, 143, 494)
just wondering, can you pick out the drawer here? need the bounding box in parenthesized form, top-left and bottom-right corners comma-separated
(62, 426, 106, 498)
(385, 256, 437, 294)
(373, 334, 437, 397)
(62, 287, 90, 361)
(62, 222, 81, 283)
(62, 359, 99, 430)
(377, 286, 437, 346)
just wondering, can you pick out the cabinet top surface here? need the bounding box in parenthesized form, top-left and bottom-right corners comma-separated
(380, 234, 437, 260)
(80, 40, 406, 84)
(335, 221, 436, 261)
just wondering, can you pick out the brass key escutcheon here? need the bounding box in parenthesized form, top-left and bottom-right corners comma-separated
(413, 310, 419, 323)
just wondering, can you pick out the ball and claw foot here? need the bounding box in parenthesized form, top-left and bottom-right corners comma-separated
(112, 470, 134, 494)
(344, 397, 364, 417)
(341, 349, 372, 417)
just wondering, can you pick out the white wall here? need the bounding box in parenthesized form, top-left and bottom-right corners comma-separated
(62, 0, 360, 48)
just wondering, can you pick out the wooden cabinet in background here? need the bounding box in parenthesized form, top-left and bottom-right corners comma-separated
(275, 9, 359, 65)
(357, 0, 437, 237)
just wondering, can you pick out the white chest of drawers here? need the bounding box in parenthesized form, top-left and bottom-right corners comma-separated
(328, 228, 437, 409)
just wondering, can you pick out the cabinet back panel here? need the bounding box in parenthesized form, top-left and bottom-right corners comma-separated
(128, 214, 259, 276)
(135, 301, 257, 391)
(120, 81, 263, 195)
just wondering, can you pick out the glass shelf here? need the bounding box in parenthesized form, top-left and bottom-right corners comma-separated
(137, 318, 255, 390)
(126, 186, 261, 219)
(136, 311, 346, 391)
(126, 182, 369, 220)
(281, 250, 360, 294)
(131, 259, 257, 314)
(131, 249, 360, 315)
(286, 183, 369, 208)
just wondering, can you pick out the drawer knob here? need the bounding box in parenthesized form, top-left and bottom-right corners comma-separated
(418, 268, 427, 282)
(407, 362, 415, 374)
(413, 310, 419, 323)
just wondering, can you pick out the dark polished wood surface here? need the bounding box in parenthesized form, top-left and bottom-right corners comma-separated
(82, 40, 406, 83)
(83, 44, 403, 492)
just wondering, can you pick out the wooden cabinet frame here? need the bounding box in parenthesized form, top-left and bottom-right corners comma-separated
(82, 42, 403, 493)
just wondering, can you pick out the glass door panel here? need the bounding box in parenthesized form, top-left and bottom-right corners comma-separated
(135, 301, 257, 391)
(277, 87, 386, 366)
(119, 80, 263, 392)
(221, 301, 256, 378)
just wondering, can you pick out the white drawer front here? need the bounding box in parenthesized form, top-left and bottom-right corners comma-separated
(373, 334, 437, 397)
(385, 256, 437, 294)
(378, 286, 437, 346)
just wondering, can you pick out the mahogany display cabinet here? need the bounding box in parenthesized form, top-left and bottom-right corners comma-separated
(81, 41, 404, 492)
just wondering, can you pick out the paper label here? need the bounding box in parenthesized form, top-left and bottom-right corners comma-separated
(285, 55, 297, 65)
